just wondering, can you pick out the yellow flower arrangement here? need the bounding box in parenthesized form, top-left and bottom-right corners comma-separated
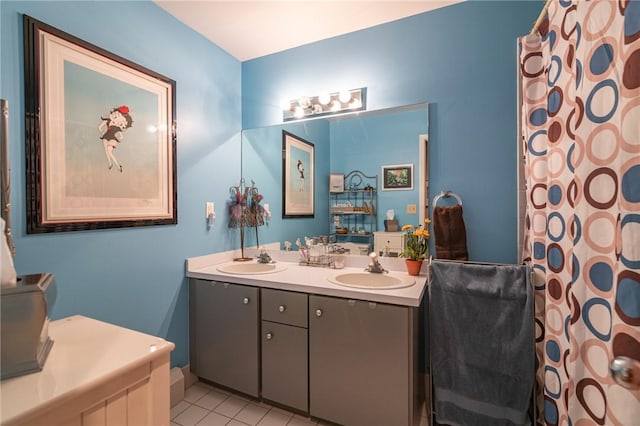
(398, 218, 431, 260)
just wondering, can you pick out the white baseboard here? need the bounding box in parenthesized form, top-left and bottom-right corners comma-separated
(170, 367, 185, 407)
(182, 364, 198, 389)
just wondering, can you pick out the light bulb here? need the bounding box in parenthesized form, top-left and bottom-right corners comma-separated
(348, 98, 362, 109)
(318, 93, 331, 105)
(293, 106, 304, 118)
(280, 99, 291, 111)
(330, 100, 341, 112)
(312, 104, 323, 114)
(299, 96, 311, 108)
(338, 90, 352, 103)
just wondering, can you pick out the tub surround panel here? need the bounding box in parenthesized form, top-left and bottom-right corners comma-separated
(0, 315, 175, 426)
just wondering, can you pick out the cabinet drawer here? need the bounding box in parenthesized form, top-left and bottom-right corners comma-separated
(374, 232, 405, 256)
(262, 288, 308, 328)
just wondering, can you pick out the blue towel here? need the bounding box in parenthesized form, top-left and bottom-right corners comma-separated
(429, 260, 534, 426)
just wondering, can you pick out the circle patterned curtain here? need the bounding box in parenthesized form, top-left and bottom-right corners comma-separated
(520, 1, 640, 424)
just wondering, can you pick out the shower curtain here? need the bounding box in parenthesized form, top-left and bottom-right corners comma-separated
(520, 1, 640, 425)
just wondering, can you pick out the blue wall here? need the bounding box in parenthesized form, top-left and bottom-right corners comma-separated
(242, 1, 539, 264)
(1, 0, 539, 370)
(242, 120, 331, 247)
(242, 106, 427, 247)
(1, 1, 242, 367)
(330, 108, 429, 230)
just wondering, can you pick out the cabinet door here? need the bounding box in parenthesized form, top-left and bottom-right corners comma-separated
(309, 295, 410, 426)
(261, 321, 308, 412)
(189, 279, 259, 397)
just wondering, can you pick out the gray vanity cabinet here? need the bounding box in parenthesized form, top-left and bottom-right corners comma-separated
(189, 279, 259, 397)
(309, 294, 420, 426)
(261, 289, 308, 412)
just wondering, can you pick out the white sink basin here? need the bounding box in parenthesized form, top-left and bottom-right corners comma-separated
(328, 272, 415, 289)
(216, 262, 287, 275)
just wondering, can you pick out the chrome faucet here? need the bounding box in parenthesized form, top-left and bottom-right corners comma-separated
(366, 252, 388, 274)
(256, 248, 273, 263)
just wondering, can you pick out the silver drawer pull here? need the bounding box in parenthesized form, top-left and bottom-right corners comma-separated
(315, 309, 323, 317)
(278, 305, 286, 313)
(243, 297, 250, 305)
(610, 356, 640, 390)
(266, 332, 273, 340)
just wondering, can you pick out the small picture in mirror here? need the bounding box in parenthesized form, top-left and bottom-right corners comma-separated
(382, 163, 414, 191)
(329, 173, 345, 193)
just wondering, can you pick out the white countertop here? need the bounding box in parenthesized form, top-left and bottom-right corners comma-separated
(186, 249, 428, 307)
(0, 315, 175, 424)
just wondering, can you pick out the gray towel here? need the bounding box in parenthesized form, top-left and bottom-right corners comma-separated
(429, 260, 534, 426)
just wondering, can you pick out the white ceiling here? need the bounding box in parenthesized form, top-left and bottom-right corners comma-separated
(154, 1, 463, 61)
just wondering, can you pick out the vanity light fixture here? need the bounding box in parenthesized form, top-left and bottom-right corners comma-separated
(282, 87, 367, 121)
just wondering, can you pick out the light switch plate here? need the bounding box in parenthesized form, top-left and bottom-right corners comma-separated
(407, 204, 417, 214)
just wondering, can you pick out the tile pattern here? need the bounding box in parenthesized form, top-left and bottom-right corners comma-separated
(172, 381, 430, 426)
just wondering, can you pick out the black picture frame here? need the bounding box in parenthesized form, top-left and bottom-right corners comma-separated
(382, 163, 414, 191)
(24, 15, 177, 233)
(282, 130, 314, 218)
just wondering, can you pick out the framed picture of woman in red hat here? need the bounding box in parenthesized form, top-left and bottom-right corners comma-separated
(282, 130, 314, 218)
(24, 15, 177, 233)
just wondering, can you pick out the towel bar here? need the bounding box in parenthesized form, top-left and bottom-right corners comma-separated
(429, 257, 525, 268)
(432, 190, 462, 207)
(425, 257, 537, 425)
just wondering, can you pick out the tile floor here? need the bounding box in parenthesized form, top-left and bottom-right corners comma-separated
(171, 381, 430, 426)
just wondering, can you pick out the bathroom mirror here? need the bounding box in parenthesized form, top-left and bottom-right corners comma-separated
(241, 103, 429, 250)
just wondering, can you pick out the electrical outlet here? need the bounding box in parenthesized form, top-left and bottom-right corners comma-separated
(206, 202, 214, 218)
(407, 204, 417, 214)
